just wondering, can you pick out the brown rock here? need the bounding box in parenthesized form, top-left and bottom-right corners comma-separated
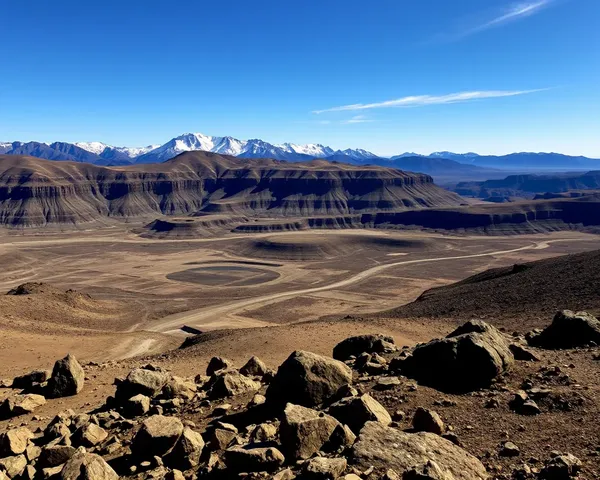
(303, 457, 347, 479)
(131, 415, 183, 458)
(46, 354, 85, 398)
(412, 408, 445, 435)
(60, 449, 118, 480)
(240, 356, 269, 377)
(0, 427, 34, 456)
(0, 455, 27, 478)
(224, 446, 285, 473)
(165, 427, 204, 470)
(328, 394, 392, 434)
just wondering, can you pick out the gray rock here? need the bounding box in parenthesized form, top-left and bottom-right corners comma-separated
(303, 457, 347, 479)
(333, 334, 395, 361)
(351, 422, 488, 480)
(131, 415, 183, 458)
(412, 408, 445, 435)
(206, 357, 231, 376)
(240, 356, 269, 377)
(539, 453, 582, 479)
(280, 403, 339, 460)
(328, 394, 392, 434)
(529, 310, 600, 348)
(499, 441, 520, 457)
(401, 320, 513, 392)
(208, 371, 261, 399)
(60, 449, 118, 480)
(116, 368, 169, 400)
(224, 446, 285, 473)
(46, 354, 85, 398)
(267, 350, 353, 407)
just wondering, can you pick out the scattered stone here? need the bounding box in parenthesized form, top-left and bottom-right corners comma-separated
(1, 394, 46, 418)
(208, 371, 261, 399)
(500, 441, 520, 457)
(131, 415, 184, 458)
(60, 448, 118, 480)
(74, 423, 108, 448)
(539, 453, 582, 479)
(280, 403, 339, 460)
(250, 394, 266, 407)
(208, 428, 237, 451)
(11, 370, 51, 390)
(412, 407, 445, 435)
(509, 344, 540, 362)
(0, 427, 34, 456)
(161, 376, 196, 400)
(46, 354, 85, 398)
(351, 422, 488, 480)
(303, 457, 347, 479)
(116, 368, 169, 400)
(224, 446, 285, 473)
(374, 377, 402, 390)
(0, 455, 27, 478)
(39, 445, 77, 468)
(250, 423, 278, 443)
(333, 334, 395, 361)
(328, 394, 392, 434)
(206, 357, 231, 376)
(529, 310, 600, 348)
(267, 350, 353, 407)
(165, 427, 204, 470)
(123, 394, 151, 418)
(401, 320, 514, 392)
(240, 356, 268, 377)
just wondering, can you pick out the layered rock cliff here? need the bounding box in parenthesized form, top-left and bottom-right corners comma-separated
(0, 152, 465, 227)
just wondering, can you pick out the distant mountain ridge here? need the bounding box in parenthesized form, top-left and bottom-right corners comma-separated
(1, 134, 599, 172)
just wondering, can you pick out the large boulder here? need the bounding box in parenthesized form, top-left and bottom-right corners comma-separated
(279, 403, 340, 460)
(116, 368, 169, 401)
(267, 351, 352, 407)
(46, 354, 85, 398)
(240, 356, 269, 377)
(351, 422, 488, 479)
(131, 415, 184, 458)
(60, 449, 118, 480)
(208, 371, 261, 399)
(165, 427, 204, 470)
(328, 394, 391, 434)
(333, 334, 395, 361)
(400, 320, 513, 392)
(529, 310, 600, 348)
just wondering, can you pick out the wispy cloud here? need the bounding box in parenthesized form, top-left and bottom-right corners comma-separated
(313, 89, 546, 114)
(342, 115, 373, 124)
(468, 1, 554, 35)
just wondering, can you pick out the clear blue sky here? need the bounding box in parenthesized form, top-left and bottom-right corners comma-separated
(1, 0, 599, 156)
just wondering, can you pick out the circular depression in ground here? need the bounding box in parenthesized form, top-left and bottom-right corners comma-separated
(167, 265, 280, 286)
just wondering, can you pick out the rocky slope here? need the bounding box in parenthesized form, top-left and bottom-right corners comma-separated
(0, 153, 464, 227)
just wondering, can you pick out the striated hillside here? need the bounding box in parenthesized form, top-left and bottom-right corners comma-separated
(0, 152, 464, 227)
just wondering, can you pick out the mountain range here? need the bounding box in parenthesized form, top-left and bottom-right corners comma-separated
(2, 133, 599, 172)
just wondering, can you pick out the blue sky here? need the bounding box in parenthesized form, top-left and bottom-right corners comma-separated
(1, 0, 599, 156)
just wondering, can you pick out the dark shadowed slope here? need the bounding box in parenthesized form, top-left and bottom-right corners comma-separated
(384, 249, 600, 330)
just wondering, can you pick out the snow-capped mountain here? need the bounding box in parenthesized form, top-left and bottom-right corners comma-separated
(1, 132, 381, 165)
(429, 151, 480, 161)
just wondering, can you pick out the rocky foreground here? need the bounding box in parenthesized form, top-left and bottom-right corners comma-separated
(1, 311, 600, 479)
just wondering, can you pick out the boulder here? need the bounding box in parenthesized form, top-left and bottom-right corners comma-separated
(0, 455, 27, 478)
(400, 320, 513, 392)
(74, 424, 108, 448)
(161, 376, 196, 400)
(351, 422, 488, 480)
(60, 449, 118, 480)
(46, 354, 85, 398)
(208, 371, 261, 399)
(224, 446, 285, 473)
(249, 423, 278, 443)
(207, 428, 237, 451)
(328, 394, 391, 434)
(116, 368, 169, 400)
(240, 356, 268, 377)
(131, 415, 183, 458)
(1, 394, 46, 418)
(303, 457, 347, 479)
(279, 403, 339, 460)
(122, 394, 150, 418)
(11, 370, 51, 390)
(333, 334, 395, 361)
(412, 408, 445, 435)
(39, 445, 77, 468)
(539, 453, 582, 479)
(529, 310, 600, 348)
(206, 357, 231, 376)
(165, 427, 204, 470)
(509, 344, 540, 361)
(0, 427, 34, 456)
(267, 350, 352, 407)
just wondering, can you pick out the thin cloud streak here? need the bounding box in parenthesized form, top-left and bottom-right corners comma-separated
(469, 1, 553, 34)
(313, 89, 547, 114)
(342, 115, 373, 124)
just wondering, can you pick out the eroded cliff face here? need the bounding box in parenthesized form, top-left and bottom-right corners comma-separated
(0, 152, 464, 226)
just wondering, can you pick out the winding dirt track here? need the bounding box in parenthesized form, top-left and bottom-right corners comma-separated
(146, 239, 563, 334)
